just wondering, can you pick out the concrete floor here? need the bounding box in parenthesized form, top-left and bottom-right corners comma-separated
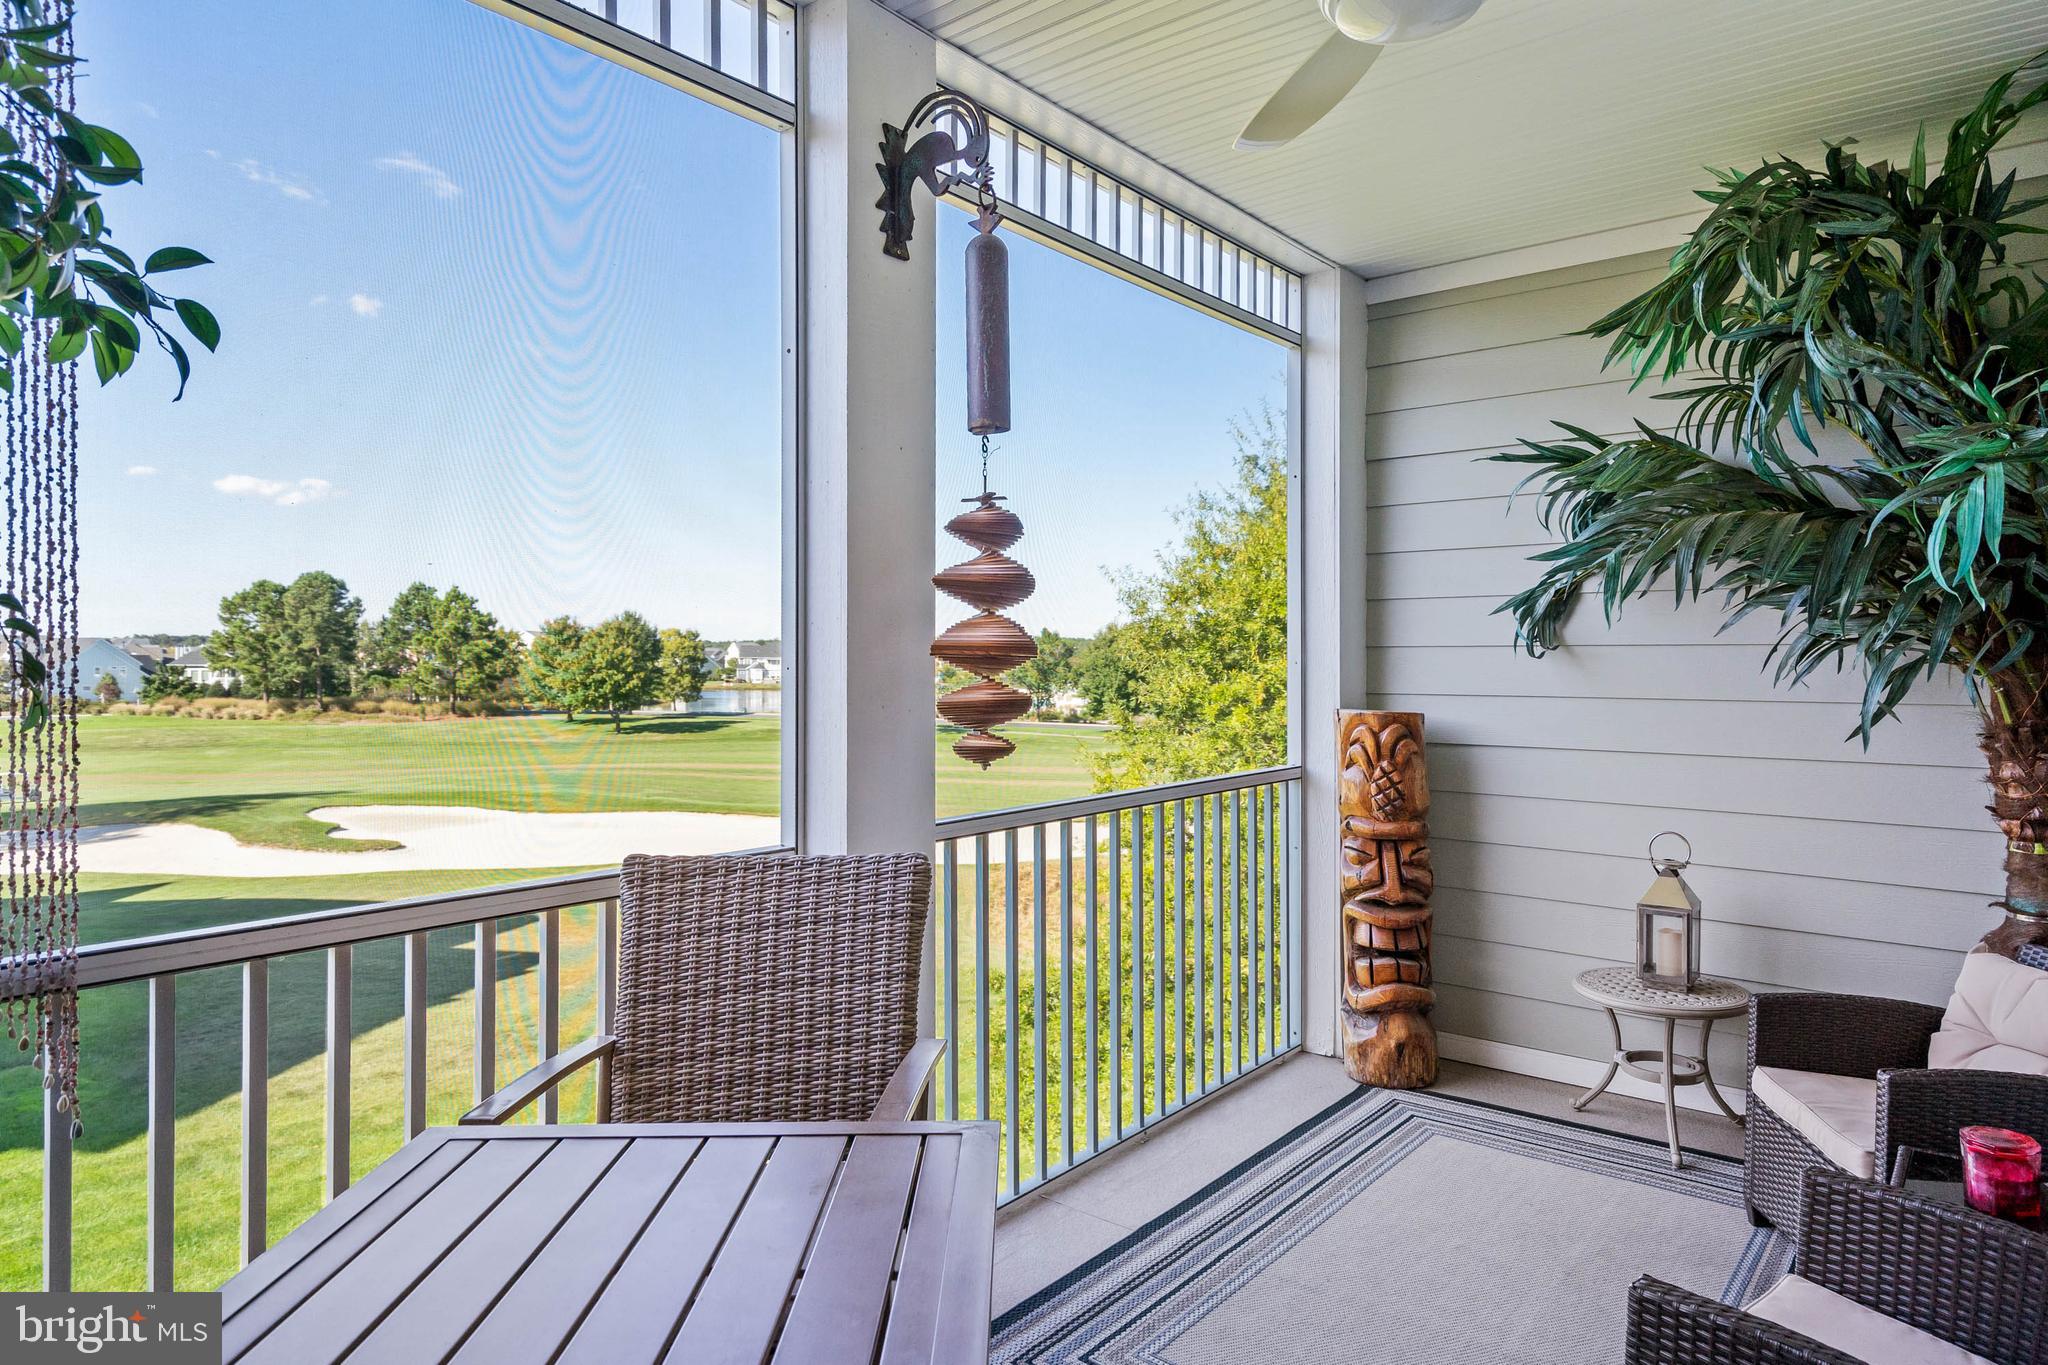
(992, 1053, 1749, 1315)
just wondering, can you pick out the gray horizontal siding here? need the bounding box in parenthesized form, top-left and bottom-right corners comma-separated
(1361, 208, 2044, 1067)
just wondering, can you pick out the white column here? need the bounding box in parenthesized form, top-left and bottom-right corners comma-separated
(1295, 265, 1370, 1058)
(798, 0, 938, 858)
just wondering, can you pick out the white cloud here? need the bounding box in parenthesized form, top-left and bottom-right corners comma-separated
(230, 157, 321, 203)
(308, 294, 329, 307)
(135, 101, 160, 120)
(374, 151, 461, 200)
(125, 464, 157, 477)
(213, 474, 335, 507)
(346, 293, 383, 318)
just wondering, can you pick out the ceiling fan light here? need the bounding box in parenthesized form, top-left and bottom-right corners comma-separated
(1322, 0, 1484, 45)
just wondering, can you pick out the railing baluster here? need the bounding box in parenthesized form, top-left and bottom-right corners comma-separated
(1083, 814, 1098, 1157)
(1285, 781, 1299, 1046)
(1261, 785, 1277, 1064)
(704, 0, 721, 71)
(1129, 807, 1143, 1129)
(1004, 828, 1020, 1194)
(1032, 824, 1047, 1183)
(596, 899, 618, 1123)
(974, 834, 990, 1125)
(1109, 809, 1124, 1141)
(1058, 818, 1073, 1170)
(540, 908, 561, 1124)
(1230, 790, 1243, 1078)
(1209, 794, 1222, 1090)
(1195, 795, 1208, 1096)
(943, 839, 959, 1120)
(242, 958, 268, 1265)
(1250, 786, 1264, 1064)
(326, 944, 351, 1199)
(1150, 803, 1164, 1122)
(404, 932, 427, 1138)
(43, 1071, 70, 1292)
(475, 918, 496, 1106)
(1173, 798, 1186, 1105)
(147, 974, 175, 1291)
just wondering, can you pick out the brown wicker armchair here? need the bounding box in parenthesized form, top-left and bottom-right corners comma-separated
(462, 852, 943, 1126)
(1628, 1168, 2048, 1365)
(1743, 990, 2048, 1237)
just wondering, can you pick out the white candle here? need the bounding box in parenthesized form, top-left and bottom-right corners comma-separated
(1653, 926, 1685, 979)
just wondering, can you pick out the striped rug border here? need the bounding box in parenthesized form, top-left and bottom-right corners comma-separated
(992, 1085, 1790, 1363)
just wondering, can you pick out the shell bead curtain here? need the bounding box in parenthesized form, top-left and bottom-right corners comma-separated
(3, 17, 83, 1130)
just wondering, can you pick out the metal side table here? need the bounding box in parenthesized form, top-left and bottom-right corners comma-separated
(1571, 966, 1749, 1169)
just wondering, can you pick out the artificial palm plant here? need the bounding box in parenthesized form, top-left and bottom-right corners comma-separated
(1494, 55, 2048, 955)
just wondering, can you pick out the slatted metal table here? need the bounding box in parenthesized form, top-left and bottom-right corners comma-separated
(219, 1122, 999, 1365)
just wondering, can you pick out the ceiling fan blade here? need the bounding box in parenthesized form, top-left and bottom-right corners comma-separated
(1235, 32, 1380, 151)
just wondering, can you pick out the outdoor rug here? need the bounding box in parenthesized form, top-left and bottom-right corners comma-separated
(991, 1086, 1792, 1365)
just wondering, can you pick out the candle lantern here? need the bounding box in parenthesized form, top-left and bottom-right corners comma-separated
(1635, 831, 1701, 991)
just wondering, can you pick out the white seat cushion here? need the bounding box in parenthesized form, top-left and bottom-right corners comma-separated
(1928, 951, 2048, 1076)
(1746, 1273, 1994, 1365)
(1750, 1066, 1877, 1178)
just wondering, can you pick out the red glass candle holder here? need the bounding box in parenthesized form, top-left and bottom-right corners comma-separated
(1960, 1126, 2042, 1228)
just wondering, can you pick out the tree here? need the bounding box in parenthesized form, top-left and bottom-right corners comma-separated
(93, 673, 121, 705)
(1091, 409, 1289, 789)
(358, 580, 440, 695)
(571, 611, 662, 732)
(658, 627, 714, 708)
(140, 666, 195, 703)
(522, 616, 587, 718)
(212, 579, 294, 703)
(1490, 59, 2048, 955)
(280, 570, 362, 708)
(1011, 629, 1079, 712)
(1074, 624, 1140, 720)
(410, 587, 519, 706)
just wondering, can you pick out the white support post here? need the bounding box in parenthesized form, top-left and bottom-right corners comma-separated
(1294, 265, 1369, 1058)
(797, 0, 938, 868)
(800, 0, 941, 1039)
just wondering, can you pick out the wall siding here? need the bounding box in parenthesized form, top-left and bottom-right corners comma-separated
(1361, 220, 2048, 1072)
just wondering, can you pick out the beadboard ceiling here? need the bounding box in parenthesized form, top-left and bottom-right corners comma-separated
(875, 0, 2048, 278)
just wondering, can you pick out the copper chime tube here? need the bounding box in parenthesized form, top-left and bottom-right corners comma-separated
(934, 208, 1034, 768)
(964, 224, 1010, 435)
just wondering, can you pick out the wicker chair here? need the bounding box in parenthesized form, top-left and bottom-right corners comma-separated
(1743, 989, 2048, 1237)
(462, 852, 943, 1126)
(1627, 1168, 2048, 1365)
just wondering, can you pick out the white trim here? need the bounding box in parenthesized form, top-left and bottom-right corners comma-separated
(1364, 135, 2048, 306)
(1439, 1031, 1747, 1119)
(1294, 266, 1369, 1059)
(931, 47, 1329, 278)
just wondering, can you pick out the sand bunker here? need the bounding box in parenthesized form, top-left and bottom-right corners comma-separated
(78, 806, 783, 876)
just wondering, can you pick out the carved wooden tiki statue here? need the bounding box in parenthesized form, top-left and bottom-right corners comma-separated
(1338, 710, 1437, 1088)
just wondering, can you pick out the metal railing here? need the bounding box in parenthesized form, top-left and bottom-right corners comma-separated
(9, 767, 1300, 1288)
(931, 766, 1303, 1202)
(16, 870, 638, 1293)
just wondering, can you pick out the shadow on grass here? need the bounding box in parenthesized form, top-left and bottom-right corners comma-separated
(574, 714, 748, 738)
(0, 884, 571, 1157)
(76, 792, 344, 830)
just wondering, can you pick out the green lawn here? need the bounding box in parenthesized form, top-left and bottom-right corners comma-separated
(77, 712, 1106, 849)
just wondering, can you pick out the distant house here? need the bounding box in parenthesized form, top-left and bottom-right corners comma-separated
(723, 640, 782, 686)
(113, 640, 179, 667)
(174, 645, 237, 691)
(69, 639, 154, 702)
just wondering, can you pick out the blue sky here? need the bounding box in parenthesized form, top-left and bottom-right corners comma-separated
(74, 0, 1283, 643)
